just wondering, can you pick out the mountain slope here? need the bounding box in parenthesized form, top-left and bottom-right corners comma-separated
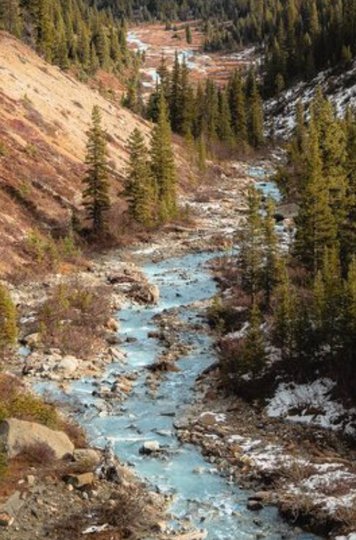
(0, 32, 152, 276)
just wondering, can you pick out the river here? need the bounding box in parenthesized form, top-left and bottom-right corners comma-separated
(36, 173, 321, 539)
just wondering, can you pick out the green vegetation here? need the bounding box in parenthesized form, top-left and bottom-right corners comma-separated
(146, 57, 264, 153)
(125, 92, 177, 226)
(0, 0, 129, 75)
(125, 128, 154, 227)
(83, 106, 111, 236)
(0, 284, 17, 357)
(0, 374, 59, 428)
(217, 93, 356, 400)
(26, 230, 81, 271)
(38, 280, 110, 357)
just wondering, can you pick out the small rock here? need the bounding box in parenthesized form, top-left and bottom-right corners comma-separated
(247, 500, 263, 511)
(64, 472, 95, 489)
(106, 318, 119, 332)
(0, 513, 14, 527)
(73, 449, 101, 467)
(139, 441, 160, 455)
(23, 333, 41, 350)
(26, 475, 35, 486)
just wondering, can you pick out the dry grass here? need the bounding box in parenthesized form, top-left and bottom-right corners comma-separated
(49, 485, 155, 540)
(37, 280, 111, 357)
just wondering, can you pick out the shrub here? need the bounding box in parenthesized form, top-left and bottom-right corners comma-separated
(0, 448, 8, 479)
(0, 141, 8, 157)
(18, 442, 56, 465)
(0, 283, 18, 356)
(0, 374, 60, 429)
(24, 143, 38, 158)
(8, 394, 59, 428)
(38, 281, 110, 357)
(26, 230, 81, 271)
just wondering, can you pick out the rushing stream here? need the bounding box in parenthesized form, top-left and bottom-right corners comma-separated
(37, 175, 321, 539)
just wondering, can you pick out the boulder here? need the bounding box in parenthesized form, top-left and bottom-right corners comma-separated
(0, 418, 74, 459)
(105, 318, 119, 332)
(64, 472, 95, 489)
(24, 332, 41, 350)
(139, 441, 160, 455)
(147, 284, 160, 304)
(131, 283, 160, 304)
(56, 355, 79, 376)
(73, 448, 101, 467)
(0, 513, 14, 527)
(199, 412, 218, 426)
(247, 499, 263, 511)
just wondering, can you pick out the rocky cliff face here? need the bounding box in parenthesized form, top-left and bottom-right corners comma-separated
(0, 32, 152, 276)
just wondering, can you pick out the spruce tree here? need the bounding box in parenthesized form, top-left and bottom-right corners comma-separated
(295, 120, 337, 272)
(263, 198, 279, 306)
(248, 75, 264, 148)
(238, 303, 266, 375)
(272, 260, 297, 363)
(238, 187, 264, 301)
(125, 128, 154, 227)
(150, 92, 177, 222)
(83, 106, 110, 235)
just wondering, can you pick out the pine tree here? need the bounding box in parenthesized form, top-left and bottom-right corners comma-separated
(150, 92, 177, 222)
(185, 24, 192, 44)
(248, 75, 264, 148)
(37, 0, 53, 62)
(341, 108, 356, 266)
(196, 134, 207, 173)
(0, 284, 17, 356)
(295, 120, 337, 272)
(263, 198, 279, 306)
(238, 303, 266, 375)
(272, 260, 297, 362)
(83, 106, 110, 235)
(238, 187, 264, 301)
(217, 88, 234, 144)
(0, 0, 22, 36)
(125, 128, 154, 227)
(169, 52, 182, 133)
(229, 71, 248, 146)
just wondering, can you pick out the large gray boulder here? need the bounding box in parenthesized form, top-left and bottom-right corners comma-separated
(0, 418, 74, 459)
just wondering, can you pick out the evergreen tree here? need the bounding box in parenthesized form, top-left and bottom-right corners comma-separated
(150, 92, 177, 221)
(237, 303, 267, 375)
(238, 187, 264, 301)
(83, 106, 111, 235)
(0, 0, 22, 36)
(295, 120, 337, 272)
(263, 198, 279, 305)
(248, 75, 264, 148)
(185, 24, 192, 44)
(125, 128, 154, 226)
(273, 260, 297, 362)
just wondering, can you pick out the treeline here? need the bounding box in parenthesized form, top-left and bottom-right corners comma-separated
(204, 0, 356, 95)
(215, 93, 356, 399)
(98, 0, 356, 97)
(0, 0, 129, 74)
(141, 55, 264, 154)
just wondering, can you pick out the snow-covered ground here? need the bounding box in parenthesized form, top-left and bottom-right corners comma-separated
(266, 59, 356, 137)
(266, 378, 356, 437)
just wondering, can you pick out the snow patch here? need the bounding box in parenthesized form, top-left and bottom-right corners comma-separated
(266, 378, 356, 435)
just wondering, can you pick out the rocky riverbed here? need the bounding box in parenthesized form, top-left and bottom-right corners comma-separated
(2, 158, 354, 539)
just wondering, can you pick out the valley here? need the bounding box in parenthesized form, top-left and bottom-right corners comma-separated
(0, 2, 355, 539)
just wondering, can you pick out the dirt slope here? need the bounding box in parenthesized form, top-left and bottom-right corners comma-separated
(0, 32, 154, 276)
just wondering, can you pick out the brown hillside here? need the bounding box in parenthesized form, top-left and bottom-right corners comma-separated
(0, 32, 154, 277)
